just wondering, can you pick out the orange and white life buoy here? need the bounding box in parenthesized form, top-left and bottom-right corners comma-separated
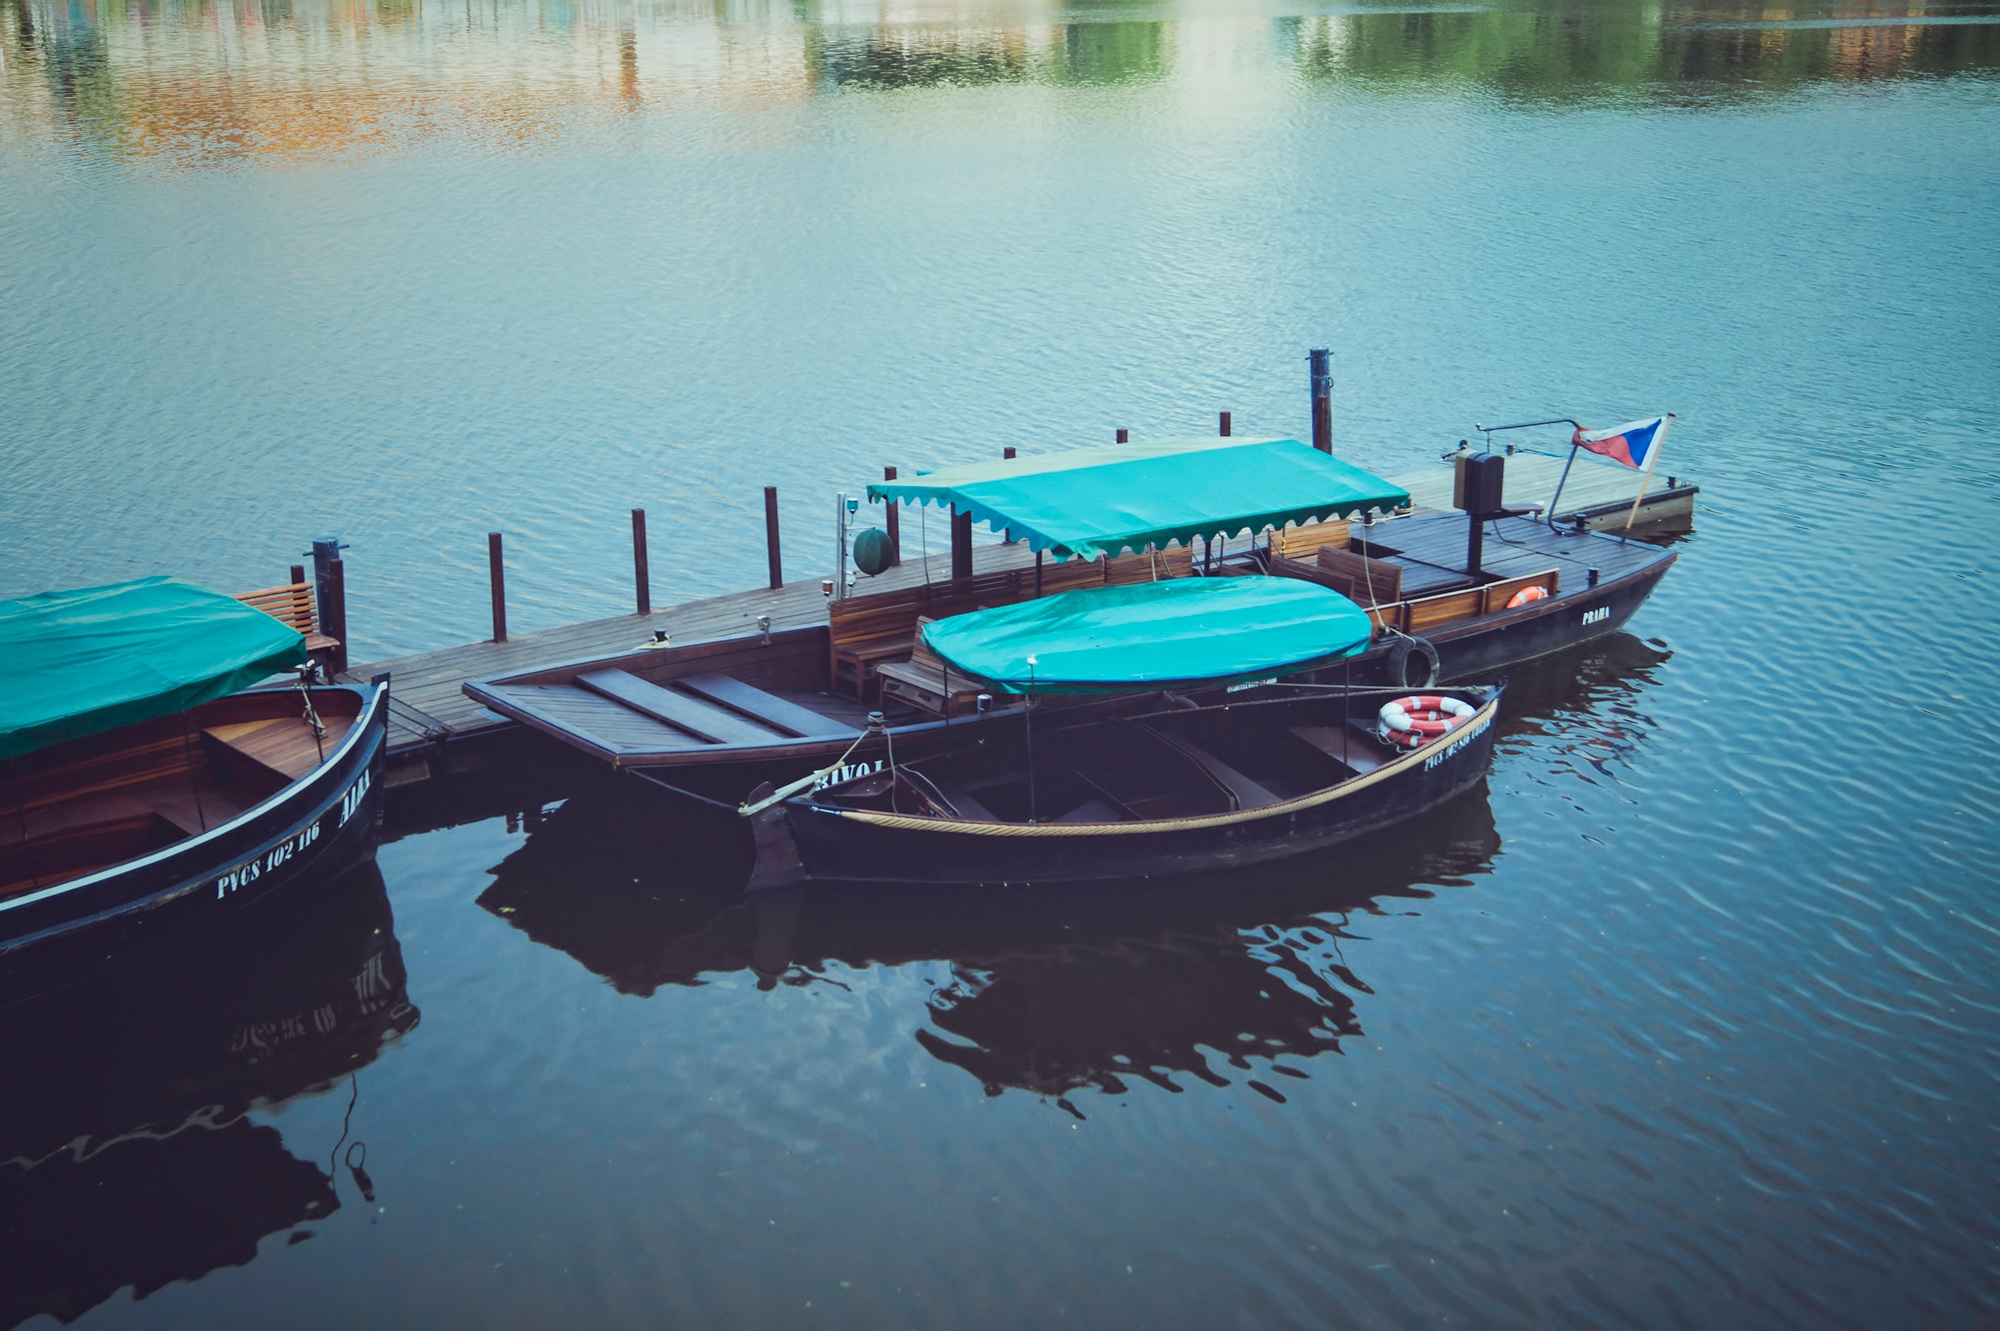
(1377, 695, 1476, 748)
(1506, 585, 1550, 609)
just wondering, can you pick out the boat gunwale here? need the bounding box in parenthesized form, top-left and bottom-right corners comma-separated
(795, 689, 1500, 837)
(0, 682, 387, 916)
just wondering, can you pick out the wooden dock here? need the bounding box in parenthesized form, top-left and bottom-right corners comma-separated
(344, 453, 1694, 796)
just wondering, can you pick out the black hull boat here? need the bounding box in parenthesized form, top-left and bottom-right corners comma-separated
(739, 686, 1501, 889)
(464, 434, 1671, 801)
(0, 577, 389, 957)
(0, 683, 388, 956)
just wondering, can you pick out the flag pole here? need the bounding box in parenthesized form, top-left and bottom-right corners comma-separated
(1545, 441, 1582, 534)
(1619, 414, 1674, 535)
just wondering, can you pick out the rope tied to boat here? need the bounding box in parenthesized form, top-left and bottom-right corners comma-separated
(737, 714, 887, 817)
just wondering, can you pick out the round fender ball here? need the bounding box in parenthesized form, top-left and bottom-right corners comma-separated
(852, 527, 895, 577)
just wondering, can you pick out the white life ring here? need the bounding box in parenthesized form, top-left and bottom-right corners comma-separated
(1377, 695, 1476, 749)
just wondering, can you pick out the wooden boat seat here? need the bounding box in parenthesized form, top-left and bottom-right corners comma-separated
(577, 670, 786, 746)
(233, 580, 340, 665)
(1138, 727, 1283, 811)
(203, 714, 349, 784)
(676, 673, 859, 740)
(901, 769, 997, 821)
(1054, 797, 1122, 823)
(876, 640, 988, 718)
(1290, 724, 1392, 776)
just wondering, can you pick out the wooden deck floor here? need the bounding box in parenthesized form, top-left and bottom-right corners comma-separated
(347, 454, 1693, 786)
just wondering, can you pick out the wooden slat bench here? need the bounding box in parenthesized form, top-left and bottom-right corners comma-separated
(828, 588, 928, 700)
(233, 580, 340, 667)
(1270, 519, 1351, 561)
(876, 636, 990, 718)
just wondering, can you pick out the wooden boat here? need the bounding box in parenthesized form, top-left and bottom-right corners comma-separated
(726, 577, 1503, 889)
(465, 435, 1664, 797)
(0, 578, 389, 956)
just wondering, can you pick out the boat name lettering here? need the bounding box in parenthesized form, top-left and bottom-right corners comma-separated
(1226, 677, 1278, 694)
(213, 821, 322, 898)
(1424, 712, 1492, 771)
(338, 770, 373, 828)
(1582, 606, 1611, 626)
(814, 759, 884, 791)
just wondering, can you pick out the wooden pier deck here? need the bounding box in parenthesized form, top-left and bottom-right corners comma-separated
(345, 453, 1693, 792)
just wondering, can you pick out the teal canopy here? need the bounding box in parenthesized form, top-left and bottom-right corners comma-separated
(920, 577, 1374, 695)
(867, 436, 1409, 562)
(0, 577, 306, 761)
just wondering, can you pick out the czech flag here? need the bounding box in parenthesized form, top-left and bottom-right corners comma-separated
(1573, 415, 1671, 470)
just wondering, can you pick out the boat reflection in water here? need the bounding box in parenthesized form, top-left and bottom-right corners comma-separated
(0, 863, 418, 1330)
(478, 633, 1670, 1111)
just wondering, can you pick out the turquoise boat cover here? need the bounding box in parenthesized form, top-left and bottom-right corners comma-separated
(0, 577, 306, 761)
(867, 436, 1409, 561)
(920, 577, 1374, 695)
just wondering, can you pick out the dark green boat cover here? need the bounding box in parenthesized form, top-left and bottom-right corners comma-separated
(867, 436, 1409, 561)
(0, 577, 305, 761)
(920, 577, 1373, 695)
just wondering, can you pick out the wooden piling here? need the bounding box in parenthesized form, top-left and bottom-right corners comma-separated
(324, 558, 349, 674)
(1309, 348, 1333, 453)
(1003, 447, 1017, 459)
(951, 508, 974, 579)
(764, 487, 783, 589)
(631, 508, 651, 615)
(883, 467, 901, 566)
(488, 532, 507, 643)
(1116, 428, 1129, 444)
(1219, 412, 1232, 437)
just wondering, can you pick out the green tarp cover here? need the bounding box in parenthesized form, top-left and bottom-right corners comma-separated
(867, 436, 1409, 561)
(920, 577, 1373, 695)
(0, 577, 306, 761)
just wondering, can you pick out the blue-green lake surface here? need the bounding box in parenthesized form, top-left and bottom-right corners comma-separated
(3, 0, 1998, 1325)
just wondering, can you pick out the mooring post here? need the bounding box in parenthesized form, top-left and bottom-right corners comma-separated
(305, 537, 349, 673)
(951, 507, 974, 579)
(1003, 447, 1016, 459)
(1116, 428, 1129, 443)
(1219, 411, 1231, 437)
(289, 563, 306, 586)
(764, 486, 783, 589)
(883, 467, 901, 566)
(487, 531, 508, 643)
(1309, 348, 1333, 453)
(631, 509, 651, 615)
(324, 558, 349, 675)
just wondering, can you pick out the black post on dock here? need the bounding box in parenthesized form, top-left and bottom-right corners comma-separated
(1219, 412, 1231, 437)
(951, 507, 974, 579)
(325, 558, 348, 675)
(1116, 428, 1129, 443)
(487, 532, 508, 643)
(883, 467, 901, 566)
(631, 508, 651, 615)
(306, 537, 349, 675)
(1309, 348, 1333, 453)
(1000, 448, 1018, 543)
(764, 487, 783, 589)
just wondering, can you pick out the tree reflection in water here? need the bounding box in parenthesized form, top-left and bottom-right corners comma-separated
(478, 631, 1671, 1115)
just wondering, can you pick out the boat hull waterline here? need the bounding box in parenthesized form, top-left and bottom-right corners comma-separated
(747, 689, 1502, 889)
(0, 684, 389, 955)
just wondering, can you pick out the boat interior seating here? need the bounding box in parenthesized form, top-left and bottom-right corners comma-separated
(0, 695, 358, 900)
(576, 669, 859, 746)
(875, 620, 991, 718)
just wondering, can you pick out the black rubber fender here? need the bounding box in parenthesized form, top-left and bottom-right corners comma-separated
(1387, 635, 1441, 690)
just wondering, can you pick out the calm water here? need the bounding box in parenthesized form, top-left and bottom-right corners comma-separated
(4, 0, 2000, 1325)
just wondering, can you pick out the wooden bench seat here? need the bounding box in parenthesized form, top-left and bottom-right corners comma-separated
(1317, 545, 1404, 606)
(876, 640, 990, 718)
(1270, 519, 1351, 561)
(1139, 727, 1282, 811)
(676, 673, 858, 740)
(233, 581, 340, 664)
(577, 670, 786, 746)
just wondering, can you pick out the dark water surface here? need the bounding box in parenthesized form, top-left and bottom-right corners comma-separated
(4, 0, 2000, 1326)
